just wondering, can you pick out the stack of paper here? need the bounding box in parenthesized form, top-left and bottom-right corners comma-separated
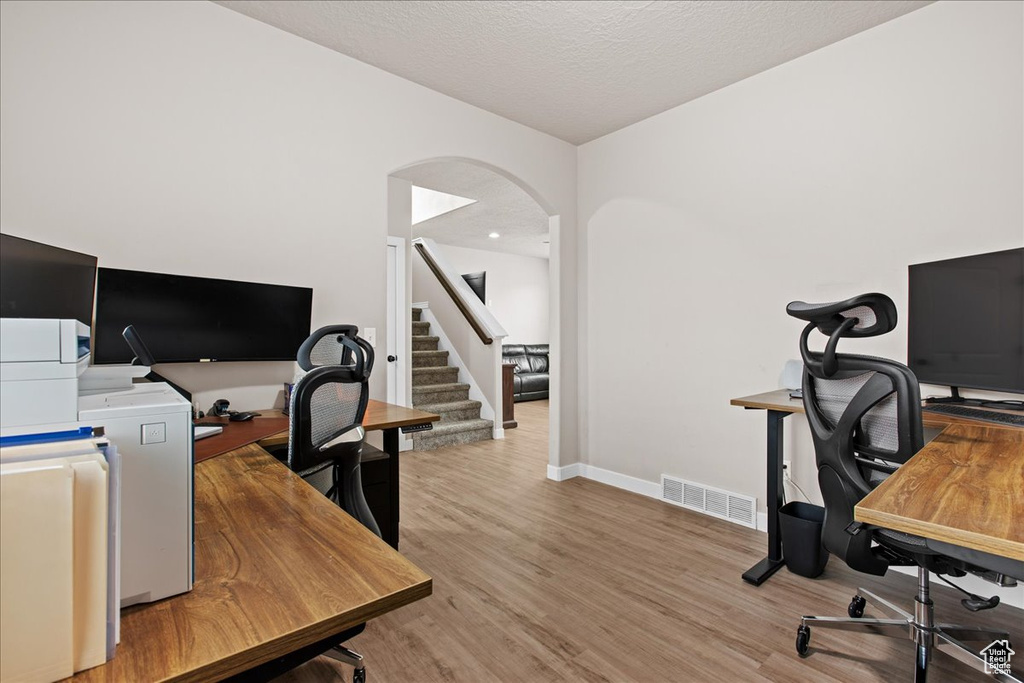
(0, 430, 120, 681)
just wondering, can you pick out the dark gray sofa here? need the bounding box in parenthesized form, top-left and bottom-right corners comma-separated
(502, 344, 549, 402)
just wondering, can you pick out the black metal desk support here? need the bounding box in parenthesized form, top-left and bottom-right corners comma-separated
(383, 427, 400, 550)
(742, 408, 790, 586)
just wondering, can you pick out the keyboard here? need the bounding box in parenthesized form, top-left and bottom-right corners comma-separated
(922, 404, 1024, 427)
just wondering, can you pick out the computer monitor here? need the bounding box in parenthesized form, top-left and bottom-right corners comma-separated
(908, 247, 1024, 397)
(462, 271, 486, 303)
(0, 233, 98, 324)
(94, 267, 313, 364)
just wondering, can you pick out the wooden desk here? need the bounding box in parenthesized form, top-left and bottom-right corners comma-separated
(731, 389, 1023, 585)
(731, 388, 975, 430)
(856, 424, 1024, 561)
(258, 400, 439, 550)
(70, 443, 432, 682)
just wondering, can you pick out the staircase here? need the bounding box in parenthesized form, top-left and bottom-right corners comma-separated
(411, 307, 493, 450)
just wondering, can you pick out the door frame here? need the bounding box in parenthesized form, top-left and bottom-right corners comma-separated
(386, 236, 409, 412)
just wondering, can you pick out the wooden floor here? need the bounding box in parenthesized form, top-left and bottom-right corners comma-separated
(279, 400, 1021, 682)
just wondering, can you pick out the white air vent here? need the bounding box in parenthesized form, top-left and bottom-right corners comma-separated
(663, 476, 683, 505)
(660, 475, 757, 529)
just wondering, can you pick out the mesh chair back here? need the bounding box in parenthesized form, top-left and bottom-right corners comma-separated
(288, 365, 369, 473)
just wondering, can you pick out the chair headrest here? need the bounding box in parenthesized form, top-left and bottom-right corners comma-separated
(297, 324, 373, 380)
(786, 293, 897, 338)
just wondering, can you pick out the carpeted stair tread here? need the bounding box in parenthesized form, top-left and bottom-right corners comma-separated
(412, 335, 440, 351)
(411, 350, 449, 368)
(413, 399, 483, 422)
(412, 382, 471, 395)
(417, 418, 492, 436)
(413, 366, 459, 385)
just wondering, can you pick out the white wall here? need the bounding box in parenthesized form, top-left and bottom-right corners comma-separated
(577, 1, 1023, 509)
(429, 244, 549, 345)
(0, 0, 577, 464)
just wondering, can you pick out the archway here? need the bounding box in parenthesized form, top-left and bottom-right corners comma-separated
(387, 157, 562, 474)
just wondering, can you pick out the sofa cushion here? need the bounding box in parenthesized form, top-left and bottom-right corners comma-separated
(502, 344, 530, 374)
(524, 344, 549, 356)
(510, 355, 530, 374)
(517, 372, 548, 394)
(502, 344, 526, 358)
(528, 355, 548, 373)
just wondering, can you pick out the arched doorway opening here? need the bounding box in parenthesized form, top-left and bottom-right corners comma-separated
(386, 157, 562, 474)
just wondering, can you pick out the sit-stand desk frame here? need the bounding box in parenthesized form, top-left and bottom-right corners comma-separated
(731, 390, 802, 585)
(747, 407, 789, 585)
(731, 389, 1021, 586)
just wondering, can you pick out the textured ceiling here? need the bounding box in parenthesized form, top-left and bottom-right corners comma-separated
(395, 161, 550, 259)
(215, 0, 932, 144)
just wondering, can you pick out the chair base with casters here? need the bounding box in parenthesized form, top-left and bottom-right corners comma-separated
(796, 566, 1020, 682)
(223, 625, 366, 683)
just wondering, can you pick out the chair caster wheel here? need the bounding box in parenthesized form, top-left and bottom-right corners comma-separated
(848, 595, 866, 618)
(796, 625, 811, 657)
(353, 667, 366, 683)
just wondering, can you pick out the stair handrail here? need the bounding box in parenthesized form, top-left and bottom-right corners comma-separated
(412, 238, 507, 345)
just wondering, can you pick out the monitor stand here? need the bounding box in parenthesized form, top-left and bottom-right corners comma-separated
(924, 386, 1024, 412)
(924, 387, 981, 406)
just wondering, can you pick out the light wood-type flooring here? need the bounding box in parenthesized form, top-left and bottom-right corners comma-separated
(278, 400, 1022, 682)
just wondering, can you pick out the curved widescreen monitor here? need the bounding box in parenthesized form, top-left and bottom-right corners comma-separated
(908, 247, 1024, 394)
(94, 267, 313, 364)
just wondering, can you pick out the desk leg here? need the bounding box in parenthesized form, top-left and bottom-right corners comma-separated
(742, 409, 789, 586)
(384, 428, 400, 550)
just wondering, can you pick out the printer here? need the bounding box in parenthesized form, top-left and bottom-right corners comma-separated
(1, 318, 193, 607)
(0, 318, 90, 430)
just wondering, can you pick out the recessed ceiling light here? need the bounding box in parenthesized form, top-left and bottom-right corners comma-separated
(489, 232, 500, 239)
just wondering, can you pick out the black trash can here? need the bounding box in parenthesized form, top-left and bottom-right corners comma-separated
(779, 501, 829, 578)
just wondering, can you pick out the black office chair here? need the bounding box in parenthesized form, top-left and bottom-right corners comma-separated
(235, 327, 379, 683)
(786, 293, 1023, 683)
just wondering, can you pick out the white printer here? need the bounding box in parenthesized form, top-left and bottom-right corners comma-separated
(78, 384, 193, 606)
(0, 318, 90, 430)
(1, 318, 194, 606)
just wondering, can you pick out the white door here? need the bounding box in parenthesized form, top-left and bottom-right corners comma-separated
(386, 238, 407, 406)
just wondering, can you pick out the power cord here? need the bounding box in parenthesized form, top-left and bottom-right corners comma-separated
(782, 462, 813, 503)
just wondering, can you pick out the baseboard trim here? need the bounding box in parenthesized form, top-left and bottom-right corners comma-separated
(549, 462, 769, 534)
(546, 463, 580, 481)
(578, 464, 661, 498)
(546, 462, 659, 498)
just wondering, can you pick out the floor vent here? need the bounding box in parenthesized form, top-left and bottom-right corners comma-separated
(660, 475, 757, 529)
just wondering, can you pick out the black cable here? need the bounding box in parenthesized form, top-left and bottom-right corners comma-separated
(935, 573, 976, 599)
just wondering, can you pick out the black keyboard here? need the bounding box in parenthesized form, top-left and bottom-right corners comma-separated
(922, 404, 1024, 427)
